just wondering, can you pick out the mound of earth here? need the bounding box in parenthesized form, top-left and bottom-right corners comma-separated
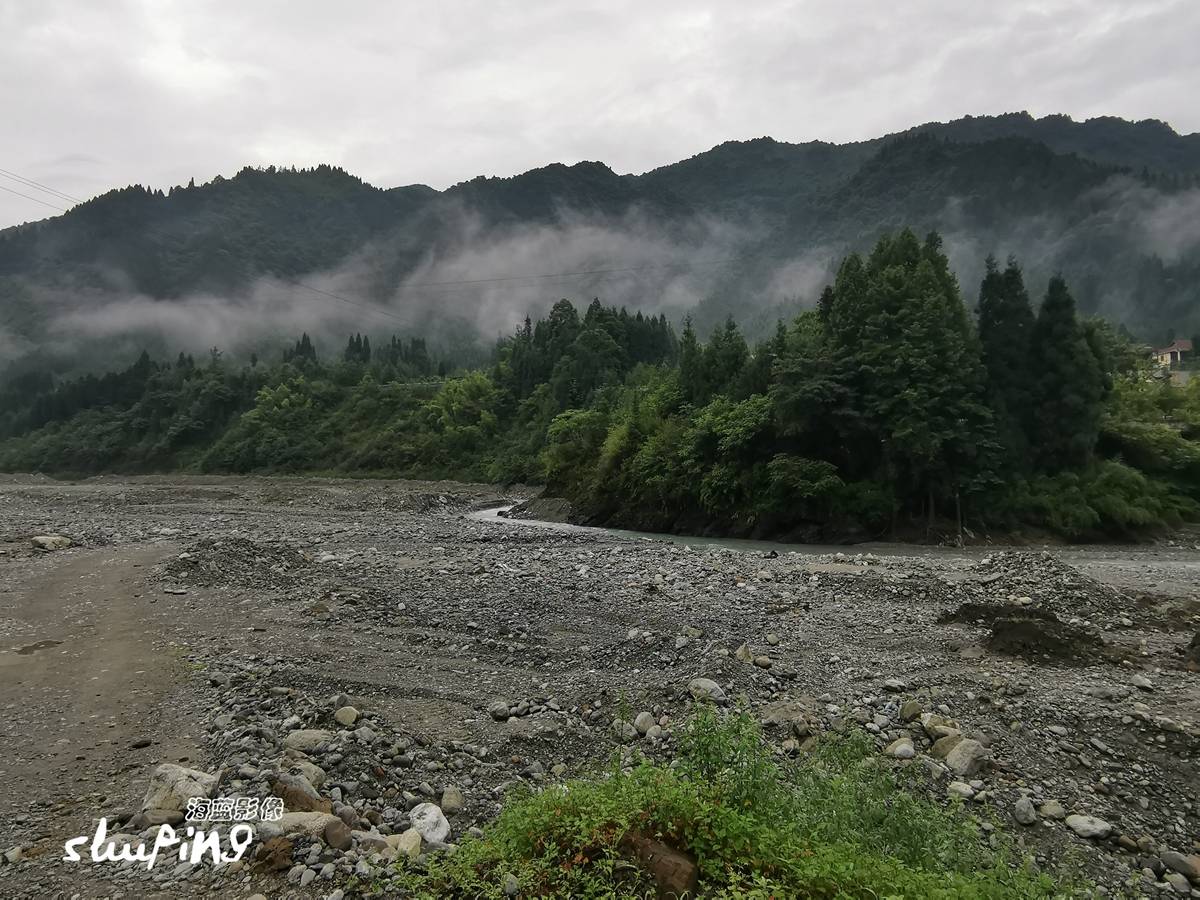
(939, 602, 1107, 664)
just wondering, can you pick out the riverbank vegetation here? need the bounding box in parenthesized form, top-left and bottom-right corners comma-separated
(375, 708, 1072, 898)
(2, 229, 1197, 541)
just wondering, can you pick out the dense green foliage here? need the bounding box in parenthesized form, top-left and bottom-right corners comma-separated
(2, 231, 1197, 542)
(375, 708, 1072, 898)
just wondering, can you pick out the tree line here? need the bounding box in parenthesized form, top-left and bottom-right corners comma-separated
(1, 229, 1197, 541)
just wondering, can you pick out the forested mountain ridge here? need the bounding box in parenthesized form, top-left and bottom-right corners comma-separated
(2, 111, 1199, 371)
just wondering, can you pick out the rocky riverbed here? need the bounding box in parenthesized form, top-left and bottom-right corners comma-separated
(0, 475, 1197, 898)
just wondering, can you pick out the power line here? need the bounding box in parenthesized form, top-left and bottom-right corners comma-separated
(0, 168, 82, 203)
(0, 183, 69, 212)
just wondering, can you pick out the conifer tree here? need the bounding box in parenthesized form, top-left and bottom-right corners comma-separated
(1030, 276, 1105, 471)
(977, 255, 1036, 462)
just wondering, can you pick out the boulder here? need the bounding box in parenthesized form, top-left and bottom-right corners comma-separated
(440, 785, 465, 815)
(140, 764, 217, 816)
(487, 699, 511, 721)
(334, 706, 360, 726)
(283, 729, 334, 753)
(944, 739, 988, 777)
(324, 818, 352, 851)
(1161, 850, 1200, 882)
(385, 828, 422, 862)
(687, 678, 727, 704)
(409, 802, 450, 843)
(884, 737, 915, 760)
(1013, 796, 1037, 826)
(271, 772, 331, 813)
(1065, 814, 1112, 840)
(31, 534, 72, 551)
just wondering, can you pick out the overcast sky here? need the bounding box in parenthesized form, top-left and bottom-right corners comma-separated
(1, 0, 1197, 229)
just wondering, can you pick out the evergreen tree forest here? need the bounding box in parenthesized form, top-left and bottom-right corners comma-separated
(2, 230, 1198, 542)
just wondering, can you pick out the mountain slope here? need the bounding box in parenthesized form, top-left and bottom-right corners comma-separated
(1, 111, 1198, 370)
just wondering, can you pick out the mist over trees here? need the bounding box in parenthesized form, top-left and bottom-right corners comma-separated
(3, 231, 1197, 542)
(3, 112, 1200, 384)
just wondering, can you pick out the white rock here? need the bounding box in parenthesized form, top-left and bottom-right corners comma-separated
(409, 803, 450, 843)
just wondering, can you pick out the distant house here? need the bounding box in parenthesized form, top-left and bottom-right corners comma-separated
(1153, 338, 1192, 367)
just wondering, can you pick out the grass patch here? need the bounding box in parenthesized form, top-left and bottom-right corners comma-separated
(377, 708, 1082, 898)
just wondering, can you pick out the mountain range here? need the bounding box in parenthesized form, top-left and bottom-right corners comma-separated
(2, 111, 1198, 373)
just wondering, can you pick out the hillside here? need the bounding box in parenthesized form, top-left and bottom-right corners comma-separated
(2, 111, 1198, 374)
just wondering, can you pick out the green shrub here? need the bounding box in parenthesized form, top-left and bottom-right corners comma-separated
(378, 709, 1076, 899)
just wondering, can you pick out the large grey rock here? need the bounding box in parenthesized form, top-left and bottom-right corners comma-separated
(687, 678, 726, 704)
(32, 534, 72, 551)
(633, 711, 656, 735)
(944, 739, 988, 776)
(1160, 850, 1200, 882)
(1065, 814, 1112, 840)
(409, 802, 450, 843)
(440, 785, 465, 815)
(487, 699, 511, 721)
(884, 737, 915, 760)
(333, 706, 360, 726)
(141, 764, 217, 815)
(1038, 799, 1066, 820)
(1013, 796, 1037, 825)
(284, 729, 334, 753)
(1163, 873, 1191, 895)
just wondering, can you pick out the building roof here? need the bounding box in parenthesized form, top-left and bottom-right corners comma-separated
(1154, 338, 1193, 354)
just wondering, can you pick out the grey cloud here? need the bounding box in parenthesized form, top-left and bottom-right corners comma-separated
(2, 0, 1197, 227)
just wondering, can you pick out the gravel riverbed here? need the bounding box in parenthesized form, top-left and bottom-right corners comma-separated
(0, 475, 1197, 898)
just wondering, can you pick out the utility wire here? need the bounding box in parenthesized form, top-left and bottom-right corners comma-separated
(0, 183, 69, 212)
(0, 168, 82, 203)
